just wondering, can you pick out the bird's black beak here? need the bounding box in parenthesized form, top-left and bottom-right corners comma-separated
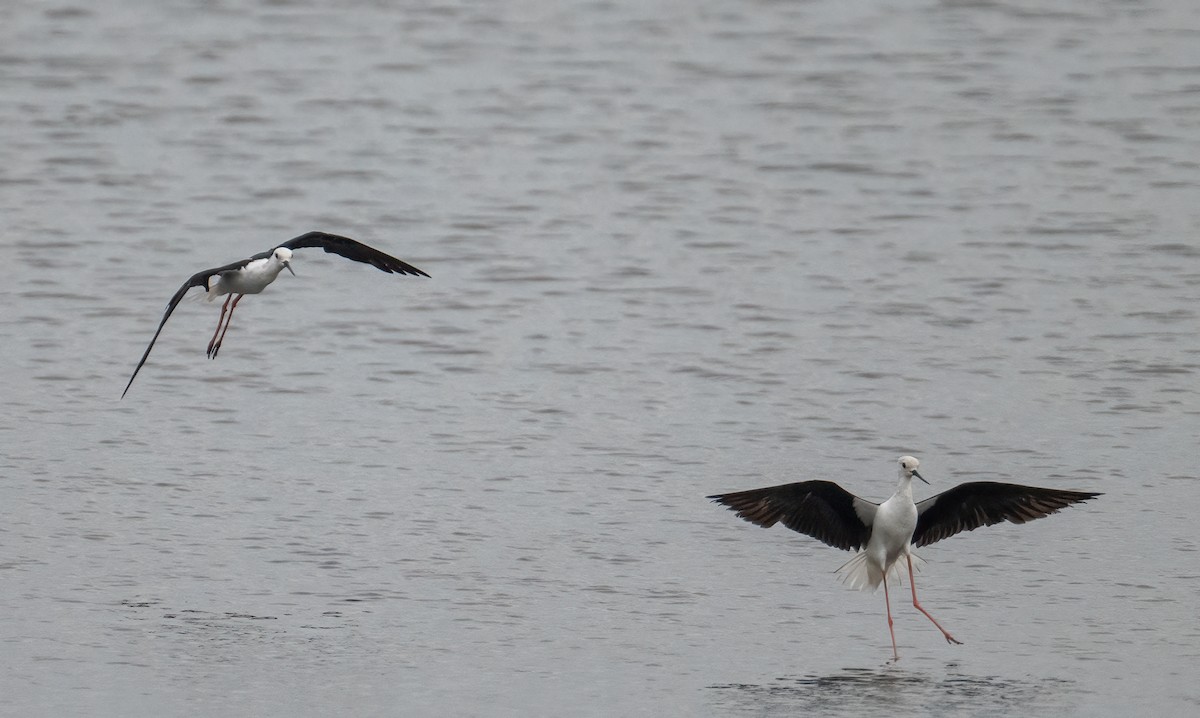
(912, 469, 930, 485)
(283, 260, 296, 277)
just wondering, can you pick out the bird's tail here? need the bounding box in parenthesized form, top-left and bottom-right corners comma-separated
(205, 274, 226, 302)
(834, 549, 925, 593)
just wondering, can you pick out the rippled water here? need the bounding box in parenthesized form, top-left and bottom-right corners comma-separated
(2, 0, 1198, 716)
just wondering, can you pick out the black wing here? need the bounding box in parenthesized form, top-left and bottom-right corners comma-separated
(277, 232, 430, 277)
(120, 263, 235, 398)
(708, 480, 877, 552)
(913, 482, 1101, 547)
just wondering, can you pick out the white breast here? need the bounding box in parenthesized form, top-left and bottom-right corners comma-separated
(216, 257, 285, 296)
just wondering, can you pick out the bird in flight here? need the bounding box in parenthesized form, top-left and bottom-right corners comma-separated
(708, 455, 1100, 661)
(122, 231, 429, 397)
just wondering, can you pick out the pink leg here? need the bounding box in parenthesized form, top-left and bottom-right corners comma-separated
(908, 553, 962, 645)
(209, 294, 243, 359)
(207, 294, 233, 356)
(882, 573, 899, 662)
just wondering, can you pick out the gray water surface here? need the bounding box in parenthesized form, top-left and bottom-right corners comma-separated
(2, 1, 1198, 716)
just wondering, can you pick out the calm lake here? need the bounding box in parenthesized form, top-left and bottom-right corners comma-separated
(2, 0, 1197, 715)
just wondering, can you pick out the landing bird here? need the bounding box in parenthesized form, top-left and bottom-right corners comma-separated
(708, 456, 1100, 661)
(122, 231, 429, 397)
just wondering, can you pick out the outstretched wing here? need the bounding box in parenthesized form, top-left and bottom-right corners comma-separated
(913, 481, 1101, 547)
(121, 266, 224, 398)
(708, 480, 877, 552)
(276, 231, 430, 277)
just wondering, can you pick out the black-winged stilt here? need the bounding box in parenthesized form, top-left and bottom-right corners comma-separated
(708, 455, 1100, 661)
(122, 231, 429, 397)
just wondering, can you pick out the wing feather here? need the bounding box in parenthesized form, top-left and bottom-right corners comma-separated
(709, 480, 876, 552)
(277, 231, 429, 277)
(913, 481, 1101, 547)
(121, 267, 219, 398)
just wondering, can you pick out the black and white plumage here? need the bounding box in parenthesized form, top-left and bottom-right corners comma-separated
(122, 231, 429, 397)
(708, 455, 1100, 661)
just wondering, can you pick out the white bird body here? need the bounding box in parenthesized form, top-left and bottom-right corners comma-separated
(842, 464, 920, 593)
(709, 455, 1101, 661)
(206, 249, 293, 299)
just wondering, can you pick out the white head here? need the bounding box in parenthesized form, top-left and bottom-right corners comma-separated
(273, 247, 296, 277)
(898, 455, 929, 484)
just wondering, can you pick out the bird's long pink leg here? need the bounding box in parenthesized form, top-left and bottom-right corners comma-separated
(882, 574, 899, 662)
(207, 294, 233, 357)
(209, 294, 243, 359)
(907, 553, 962, 645)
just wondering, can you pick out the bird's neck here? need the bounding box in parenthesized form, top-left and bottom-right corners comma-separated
(262, 257, 287, 277)
(894, 475, 914, 500)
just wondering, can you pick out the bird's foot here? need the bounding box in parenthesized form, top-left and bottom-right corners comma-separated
(944, 634, 963, 645)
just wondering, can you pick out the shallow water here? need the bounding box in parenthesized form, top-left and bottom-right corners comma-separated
(2, 0, 1198, 715)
